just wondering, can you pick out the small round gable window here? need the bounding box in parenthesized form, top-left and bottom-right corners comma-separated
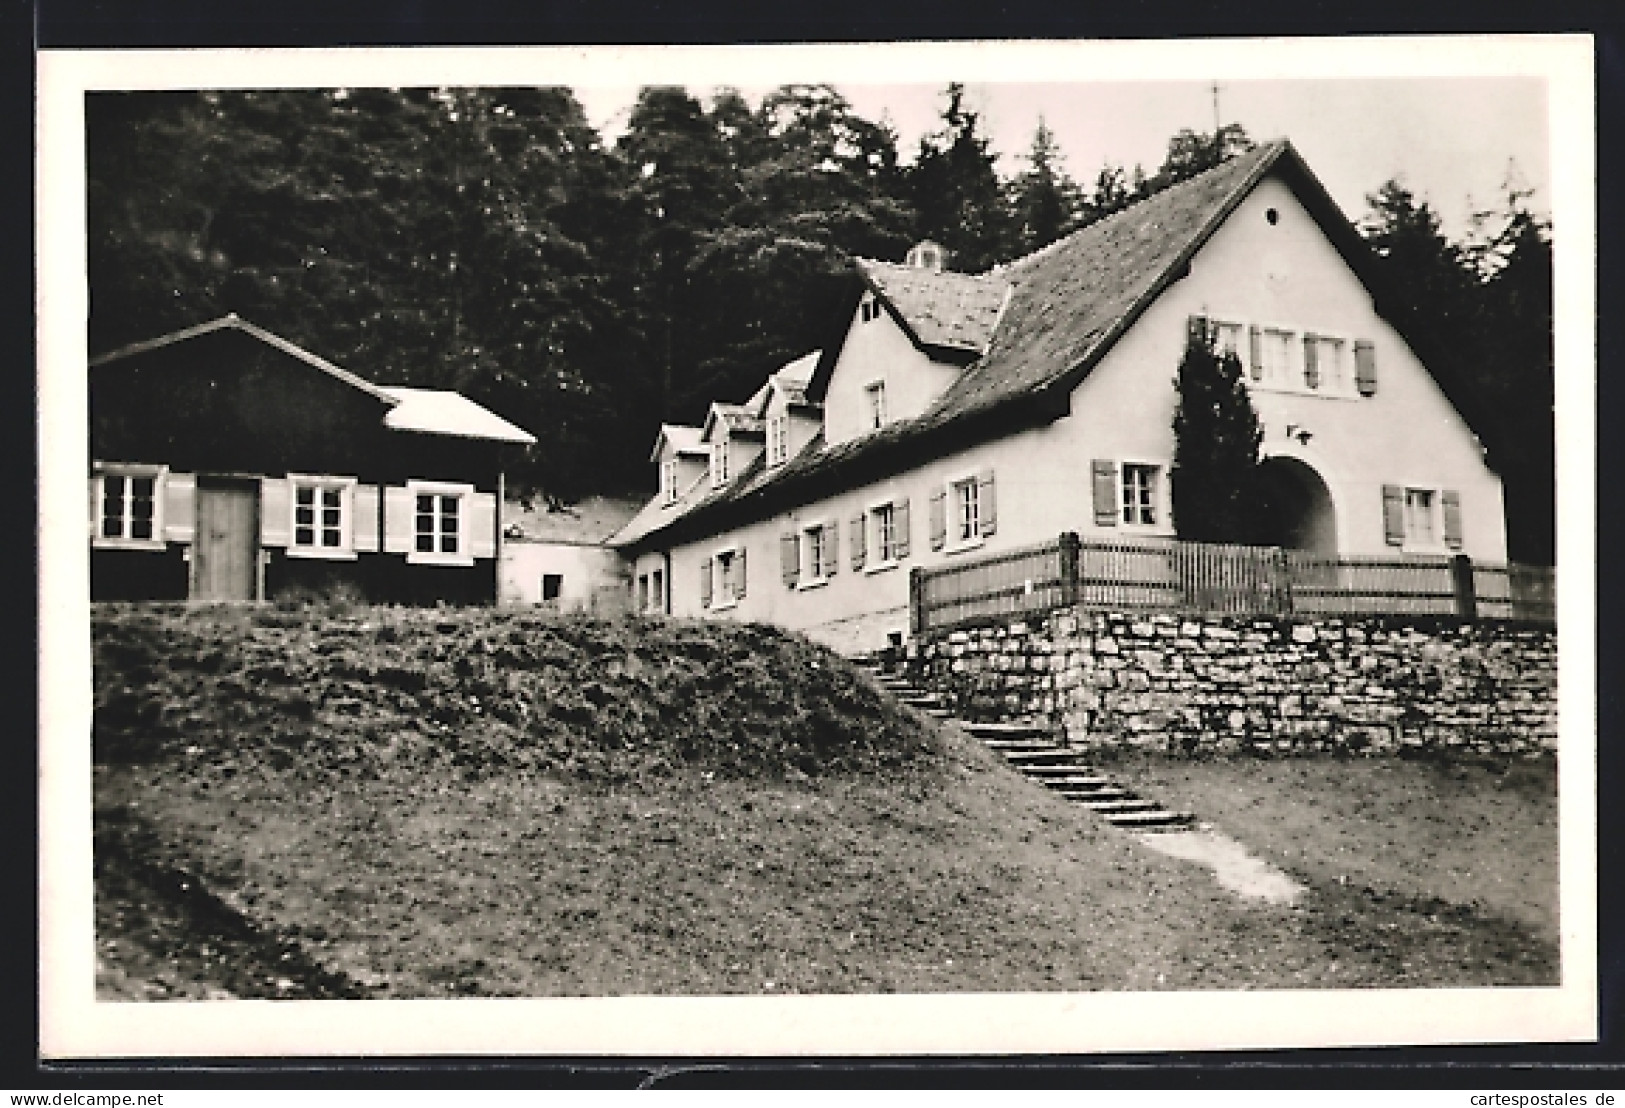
(1265, 207, 1280, 226)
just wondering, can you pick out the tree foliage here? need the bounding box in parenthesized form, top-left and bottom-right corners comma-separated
(1170, 322, 1264, 544)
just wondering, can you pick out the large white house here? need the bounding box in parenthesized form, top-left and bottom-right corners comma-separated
(610, 140, 1508, 654)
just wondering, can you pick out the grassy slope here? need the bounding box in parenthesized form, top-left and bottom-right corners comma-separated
(93, 605, 1558, 998)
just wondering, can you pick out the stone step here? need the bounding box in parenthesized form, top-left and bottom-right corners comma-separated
(1019, 764, 1101, 778)
(1102, 809, 1196, 829)
(1073, 796, 1159, 814)
(998, 748, 1086, 765)
(1052, 786, 1132, 802)
(1036, 775, 1116, 790)
(959, 721, 1053, 742)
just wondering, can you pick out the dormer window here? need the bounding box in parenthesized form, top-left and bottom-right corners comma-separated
(662, 458, 679, 505)
(904, 241, 945, 272)
(864, 381, 886, 430)
(768, 414, 789, 466)
(711, 442, 730, 488)
(860, 297, 882, 323)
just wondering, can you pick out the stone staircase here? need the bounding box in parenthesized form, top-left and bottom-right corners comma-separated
(855, 654, 1194, 832)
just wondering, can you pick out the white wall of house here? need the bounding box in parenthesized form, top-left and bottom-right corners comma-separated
(500, 540, 630, 612)
(821, 297, 962, 446)
(644, 171, 1507, 652)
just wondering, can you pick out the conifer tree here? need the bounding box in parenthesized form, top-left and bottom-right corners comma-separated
(1170, 320, 1264, 544)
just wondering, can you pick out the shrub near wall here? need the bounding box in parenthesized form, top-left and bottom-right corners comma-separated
(907, 609, 1556, 757)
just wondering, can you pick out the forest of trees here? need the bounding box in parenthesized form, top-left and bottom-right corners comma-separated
(85, 83, 1554, 562)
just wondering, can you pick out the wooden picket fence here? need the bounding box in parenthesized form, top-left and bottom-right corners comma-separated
(910, 531, 1555, 634)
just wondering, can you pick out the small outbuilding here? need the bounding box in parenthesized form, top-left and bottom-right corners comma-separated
(498, 495, 641, 612)
(90, 315, 536, 604)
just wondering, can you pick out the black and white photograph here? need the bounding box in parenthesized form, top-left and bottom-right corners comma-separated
(38, 36, 1595, 1057)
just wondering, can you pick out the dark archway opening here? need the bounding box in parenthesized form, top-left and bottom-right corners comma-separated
(1255, 456, 1337, 553)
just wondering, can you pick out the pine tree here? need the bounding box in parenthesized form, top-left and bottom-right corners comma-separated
(906, 83, 1013, 271)
(1009, 118, 1082, 254)
(1170, 320, 1264, 544)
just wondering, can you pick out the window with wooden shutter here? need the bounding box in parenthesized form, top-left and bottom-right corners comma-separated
(1381, 485, 1405, 546)
(826, 519, 839, 576)
(1354, 340, 1377, 396)
(1441, 490, 1463, 549)
(1248, 325, 1263, 382)
(978, 470, 997, 536)
(469, 492, 498, 559)
(700, 557, 713, 607)
(851, 512, 867, 570)
(1302, 333, 1320, 389)
(781, 531, 799, 586)
(894, 499, 911, 559)
(736, 547, 748, 597)
(1092, 459, 1119, 527)
(929, 488, 947, 550)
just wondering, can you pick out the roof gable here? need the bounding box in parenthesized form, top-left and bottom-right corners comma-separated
(650, 424, 707, 463)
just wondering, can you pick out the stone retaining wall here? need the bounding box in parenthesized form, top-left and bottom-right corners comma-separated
(906, 609, 1556, 757)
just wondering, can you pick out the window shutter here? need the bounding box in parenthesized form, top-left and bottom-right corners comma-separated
(1187, 314, 1208, 348)
(163, 472, 195, 543)
(929, 488, 947, 550)
(260, 477, 292, 547)
(1355, 340, 1377, 396)
(1303, 334, 1320, 389)
(978, 469, 997, 536)
(1248, 325, 1263, 382)
(88, 476, 98, 537)
(781, 531, 799, 586)
(1381, 485, 1405, 546)
(383, 485, 415, 554)
(826, 519, 839, 576)
(851, 512, 867, 570)
(894, 499, 911, 559)
(469, 491, 498, 558)
(1092, 459, 1119, 527)
(701, 557, 713, 608)
(352, 484, 380, 552)
(737, 548, 748, 598)
(1441, 490, 1464, 549)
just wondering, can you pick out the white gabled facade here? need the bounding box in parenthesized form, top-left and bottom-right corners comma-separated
(614, 143, 1508, 654)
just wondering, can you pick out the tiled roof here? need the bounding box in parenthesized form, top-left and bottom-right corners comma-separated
(617, 143, 1293, 551)
(379, 386, 536, 444)
(703, 402, 764, 440)
(504, 495, 643, 545)
(859, 260, 1010, 354)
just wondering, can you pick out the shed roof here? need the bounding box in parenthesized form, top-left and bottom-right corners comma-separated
(504, 495, 643, 545)
(379, 386, 536, 444)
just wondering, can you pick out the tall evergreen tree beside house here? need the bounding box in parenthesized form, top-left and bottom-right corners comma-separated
(1170, 318, 1265, 544)
(1008, 118, 1083, 254)
(906, 83, 1013, 271)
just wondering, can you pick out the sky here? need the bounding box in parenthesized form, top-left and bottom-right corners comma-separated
(574, 76, 1550, 244)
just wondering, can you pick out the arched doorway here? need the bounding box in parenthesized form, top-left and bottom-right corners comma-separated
(1255, 456, 1337, 553)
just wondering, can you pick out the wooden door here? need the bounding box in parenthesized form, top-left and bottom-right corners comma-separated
(193, 480, 260, 601)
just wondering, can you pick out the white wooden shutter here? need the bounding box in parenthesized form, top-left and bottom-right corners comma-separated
(929, 488, 947, 550)
(978, 470, 997, 536)
(352, 484, 380, 553)
(1092, 460, 1119, 527)
(1355, 340, 1377, 396)
(383, 485, 415, 554)
(894, 499, 911, 559)
(260, 477, 292, 547)
(1442, 490, 1464, 550)
(700, 557, 713, 607)
(851, 512, 867, 570)
(162, 472, 195, 543)
(781, 531, 799, 587)
(469, 491, 497, 558)
(1382, 485, 1405, 546)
